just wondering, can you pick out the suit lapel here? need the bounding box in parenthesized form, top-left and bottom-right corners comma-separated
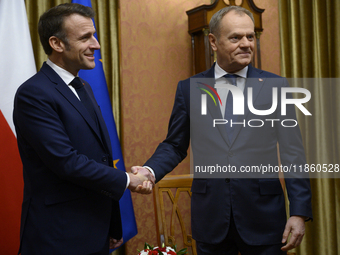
(40, 63, 107, 151)
(200, 64, 231, 147)
(229, 65, 265, 146)
(84, 82, 113, 156)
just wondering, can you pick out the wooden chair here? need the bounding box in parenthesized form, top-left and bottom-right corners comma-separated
(153, 175, 297, 255)
(153, 174, 197, 255)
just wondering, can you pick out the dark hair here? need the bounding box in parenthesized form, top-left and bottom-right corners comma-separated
(209, 6, 254, 38)
(38, 3, 95, 55)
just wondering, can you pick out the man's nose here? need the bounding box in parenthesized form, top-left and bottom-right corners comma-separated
(239, 36, 251, 47)
(90, 36, 100, 50)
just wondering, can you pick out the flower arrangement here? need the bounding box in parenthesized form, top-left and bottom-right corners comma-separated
(137, 243, 187, 255)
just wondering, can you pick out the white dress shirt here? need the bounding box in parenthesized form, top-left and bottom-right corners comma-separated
(214, 62, 248, 117)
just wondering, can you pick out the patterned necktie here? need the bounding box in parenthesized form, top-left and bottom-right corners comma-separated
(70, 77, 98, 124)
(224, 74, 239, 142)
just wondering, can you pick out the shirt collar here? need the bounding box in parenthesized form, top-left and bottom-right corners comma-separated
(214, 61, 248, 79)
(46, 58, 77, 85)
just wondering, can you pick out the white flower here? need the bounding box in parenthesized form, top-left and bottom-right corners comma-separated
(166, 247, 176, 252)
(138, 249, 150, 255)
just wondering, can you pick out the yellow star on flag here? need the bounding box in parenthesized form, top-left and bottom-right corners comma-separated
(113, 159, 119, 169)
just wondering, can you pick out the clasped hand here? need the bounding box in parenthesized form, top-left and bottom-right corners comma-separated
(128, 166, 155, 194)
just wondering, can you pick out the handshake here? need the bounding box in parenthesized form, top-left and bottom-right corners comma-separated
(127, 166, 155, 194)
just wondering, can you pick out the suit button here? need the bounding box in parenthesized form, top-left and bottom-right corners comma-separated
(225, 178, 230, 183)
(102, 156, 107, 162)
(228, 151, 234, 157)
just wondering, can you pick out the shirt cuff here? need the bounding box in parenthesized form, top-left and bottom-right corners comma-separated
(125, 172, 130, 190)
(143, 166, 156, 179)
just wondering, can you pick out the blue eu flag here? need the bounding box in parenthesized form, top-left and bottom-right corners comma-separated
(72, 0, 138, 250)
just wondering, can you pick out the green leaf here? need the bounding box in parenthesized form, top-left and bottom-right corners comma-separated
(177, 248, 188, 255)
(157, 249, 163, 255)
(144, 242, 152, 250)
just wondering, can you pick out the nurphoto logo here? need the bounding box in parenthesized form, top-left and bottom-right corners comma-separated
(198, 80, 311, 128)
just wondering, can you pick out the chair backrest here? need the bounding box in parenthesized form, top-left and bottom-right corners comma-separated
(153, 174, 296, 255)
(153, 174, 197, 255)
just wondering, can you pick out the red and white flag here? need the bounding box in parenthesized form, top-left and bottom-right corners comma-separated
(0, 0, 36, 253)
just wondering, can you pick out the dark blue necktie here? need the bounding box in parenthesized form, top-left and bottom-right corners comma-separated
(224, 74, 239, 142)
(70, 77, 98, 125)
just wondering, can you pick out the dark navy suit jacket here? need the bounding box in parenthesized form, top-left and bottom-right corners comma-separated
(13, 63, 127, 254)
(145, 64, 312, 245)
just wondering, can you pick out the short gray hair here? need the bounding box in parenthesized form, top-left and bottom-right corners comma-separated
(209, 6, 254, 37)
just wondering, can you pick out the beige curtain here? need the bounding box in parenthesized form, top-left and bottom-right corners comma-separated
(25, 1, 123, 254)
(25, 0, 122, 136)
(279, 1, 340, 255)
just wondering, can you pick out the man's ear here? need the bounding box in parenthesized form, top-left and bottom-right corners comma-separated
(49, 36, 65, 53)
(209, 33, 218, 51)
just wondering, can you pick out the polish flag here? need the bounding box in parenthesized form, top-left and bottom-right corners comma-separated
(0, 0, 36, 253)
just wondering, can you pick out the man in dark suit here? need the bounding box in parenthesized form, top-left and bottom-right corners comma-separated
(134, 6, 312, 255)
(13, 3, 153, 255)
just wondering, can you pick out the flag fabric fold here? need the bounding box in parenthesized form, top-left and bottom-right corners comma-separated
(72, 0, 137, 250)
(0, 0, 36, 253)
